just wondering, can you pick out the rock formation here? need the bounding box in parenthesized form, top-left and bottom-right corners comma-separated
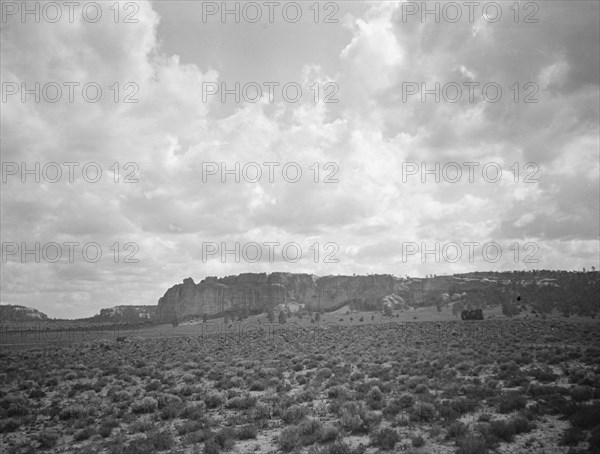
(95, 305, 156, 322)
(0, 305, 49, 322)
(154, 270, 600, 323)
(155, 273, 406, 322)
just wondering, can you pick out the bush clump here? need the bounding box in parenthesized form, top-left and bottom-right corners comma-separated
(279, 425, 300, 452)
(281, 404, 310, 425)
(236, 424, 258, 440)
(369, 427, 399, 450)
(410, 402, 437, 422)
(456, 434, 488, 454)
(0, 418, 20, 433)
(131, 397, 158, 414)
(496, 392, 527, 414)
(339, 401, 381, 434)
(38, 430, 60, 449)
(446, 421, 468, 439)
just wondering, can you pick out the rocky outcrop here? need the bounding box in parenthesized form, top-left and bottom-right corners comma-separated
(155, 273, 406, 322)
(0, 305, 49, 322)
(94, 305, 156, 322)
(316, 275, 404, 311)
(154, 270, 600, 322)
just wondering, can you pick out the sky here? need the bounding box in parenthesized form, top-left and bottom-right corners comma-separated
(1, 0, 599, 319)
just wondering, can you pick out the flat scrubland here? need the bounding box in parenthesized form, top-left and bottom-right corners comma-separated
(1, 315, 599, 454)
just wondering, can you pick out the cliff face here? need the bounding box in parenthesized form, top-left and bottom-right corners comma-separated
(316, 275, 404, 310)
(0, 305, 49, 322)
(155, 271, 600, 323)
(95, 305, 156, 322)
(155, 273, 403, 322)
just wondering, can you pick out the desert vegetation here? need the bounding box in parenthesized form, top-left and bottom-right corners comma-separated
(1, 317, 599, 453)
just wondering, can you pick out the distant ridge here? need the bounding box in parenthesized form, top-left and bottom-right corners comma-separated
(0, 304, 49, 322)
(3, 270, 598, 322)
(155, 270, 600, 323)
(88, 305, 156, 322)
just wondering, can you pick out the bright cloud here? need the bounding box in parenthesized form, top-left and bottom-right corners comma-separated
(1, 1, 598, 318)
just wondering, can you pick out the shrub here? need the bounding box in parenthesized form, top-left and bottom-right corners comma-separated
(0, 418, 20, 433)
(560, 426, 585, 446)
(529, 367, 558, 383)
(131, 397, 158, 414)
(411, 435, 425, 447)
(279, 426, 300, 452)
(317, 368, 333, 380)
(327, 386, 353, 400)
(382, 398, 404, 419)
(0, 396, 29, 417)
(59, 404, 86, 420)
(249, 380, 267, 391)
(177, 420, 203, 435)
(214, 428, 235, 451)
(184, 429, 213, 445)
(145, 380, 161, 392)
(205, 393, 223, 409)
(589, 425, 600, 452)
(319, 424, 340, 443)
(326, 440, 366, 454)
(28, 389, 46, 399)
(251, 403, 272, 427)
(74, 427, 94, 441)
(182, 372, 195, 383)
(128, 418, 154, 434)
(281, 404, 310, 425)
(297, 418, 324, 445)
(438, 402, 460, 421)
(157, 393, 182, 408)
(236, 424, 258, 440)
(339, 401, 381, 434)
(367, 386, 383, 400)
(159, 401, 183, 420)
(511, 414, 535, 433)
(99, 425, 114, 440)
(38, 430, 59, 449)
(225, 394, 256, 410)
(370, 427, 399, 450)
(112, 390, 133, 403)
(99, 419, 120, 438)
(350, 371, 365, 381)
(446, 421, 467, 439)
(456, 434, 488, 454)
(452, 398, 478, 415)
(203, 437, 220, 454)
(478, 413, 491, 422)
(366, 386, 385, 410)
(181, 402, 205, 421)
(570, 402, 600, 430)
(488, 420, 516, 442)
(496, 392, 527, 413)
(398, 392, 415, 409)
(410, 402, 436, 422)
(570, 385, 593, 402)
(415, 384, 429, 394)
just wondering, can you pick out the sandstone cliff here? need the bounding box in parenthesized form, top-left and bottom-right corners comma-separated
(0, 305, 49, 322)
(94, 305, 157, 322)
(154, 271, 600, 322)
(155, 273, 406, 322)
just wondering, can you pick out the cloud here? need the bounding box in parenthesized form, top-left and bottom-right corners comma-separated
(1, 1, 598, 318)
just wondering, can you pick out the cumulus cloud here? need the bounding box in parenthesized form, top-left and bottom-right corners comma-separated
(1, 1, 598, 318)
